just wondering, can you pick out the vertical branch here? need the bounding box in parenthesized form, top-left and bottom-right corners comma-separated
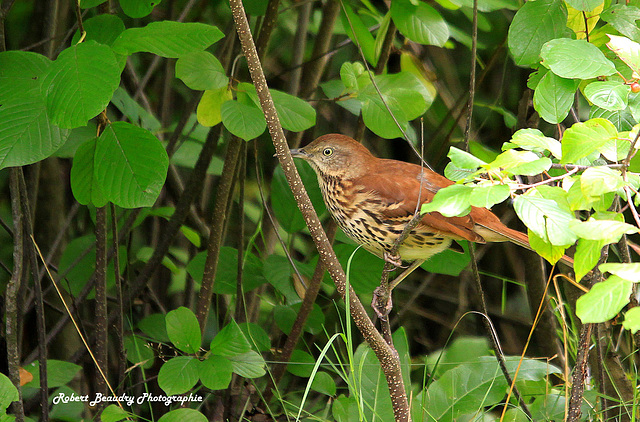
(17, 170, 48, 421)
(255, 0, 280, 60)
(288, 1, 312, 96)
(567, 323, 592, 421)
(228, 0, 411, 419)
(110, 204, 126, 394)
(235, 142, 247, 324)
(195, 137, 242, 330)
(7, 170, 25, 421)
(94, 206, 108, 401)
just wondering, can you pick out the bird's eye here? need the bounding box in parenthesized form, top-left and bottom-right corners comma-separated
(323, 147, 333, 156)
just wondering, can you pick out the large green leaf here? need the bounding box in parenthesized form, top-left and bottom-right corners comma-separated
(584, 81, 630, 111)
(228, 351, 266, 378)
(507, 0, 568, 66)
(340, 2, 377, 65)
(271, 90, 316, 132)
(71, 14, 125, 46)
(220, 100, 266, 140)
(576, 276, 633, 323)
(391, 0, 449, 47)
(606, 35, 640, 76)
(119, 0, 162, 18)
(70, 138, 108, 207)
(533, 72, 579, 124)
(560, 118, 617, 163)
(574, 239, 607, 281)
(601, 4, 640, 42)
(43, 41, 121, 129)
(421, 184, 473, 217)
(94, 122, 169, 208)
(166, 307, 201, 354)
(198, 356, 233, 390)
(565, 0, 602, 12)
(599, 262, 640, 282)
(112, 21, 224, 58)
(0, 51, 69, 169)
(541, 38, 616, 79)
(512, 195, 577, 245)
(175, 51, 228, 91)
(157, 356, 199, 395)
(210, 320, 252, 357)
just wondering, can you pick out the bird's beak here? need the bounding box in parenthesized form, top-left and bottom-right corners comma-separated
(289, 148, 306, 158)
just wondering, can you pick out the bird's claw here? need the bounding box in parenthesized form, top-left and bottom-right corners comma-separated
(383, 251, 403, 268)
(372, 286, 393, 320)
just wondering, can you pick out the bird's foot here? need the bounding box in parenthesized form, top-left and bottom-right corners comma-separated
(383, 251, 403, 268)
(372, 286, 393, 321)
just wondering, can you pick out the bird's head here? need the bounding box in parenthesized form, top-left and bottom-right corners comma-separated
(290, 134, 374, 178)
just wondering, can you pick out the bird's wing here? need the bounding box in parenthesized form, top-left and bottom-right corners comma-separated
(356, 159, 485, 243)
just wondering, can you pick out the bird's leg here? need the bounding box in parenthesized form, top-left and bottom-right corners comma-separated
(389, 259, 426, 290)
(382, 250, 403, 268)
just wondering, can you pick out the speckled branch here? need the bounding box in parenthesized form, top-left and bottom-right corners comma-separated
(228, 0, 411, 420)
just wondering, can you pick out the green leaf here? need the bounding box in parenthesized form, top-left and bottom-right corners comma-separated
(197, 86, 233, 127)
(262, 255, 302, 303)
(599, 262, 640, 282)
(175, 51, 228, 91)
(533, 72, 579, 124)
(574, 239, 607, 281)
(565, 0, 602, 12)
(360, 93, 409, 139)
(488, 149, 552, 176)
(391, 0, 449, 46)
(509, 128, 562, 159)
(541, 38, 616, 79)
(71, 14, 126, 46)
(576, 275, 632, 323)
(94, 122, 168, 208)
(80, 0, 108, 7)
(220, 100, 266, 140)
(228, 351, 266, 378)
(271, 162, 326, 233)
(24, 360, 81, 388)
(43, 41, 121, 129)
(584, 81, 630, 111)
(238, 322, 271, 352)
(561, 118, 618, 163)
(353, 344, 394, 421)
(448, 146, 487, 169)
(210, 320, 252, 357)
(507, 0, 568, 66)
(158, 408, 207, 422)
(421, 242, 471, 276)
(528, 229, 568, 264)
(158, 356, 199, 396)
(111, 87, 161, 132)
(311, 371, 337, 396)
(138, 313, 170, 342)
(601, 4, 640, 42)
(119, 0, 162, 18)
(622, 307, 640, 333)
(271, 90, 316, 132)
(166, 307, 201, 354)
(287, 350, 315, 377)
(100, 405, 131, 422)
(580, 166, 625, 197)
(468, 184, 510, 208)
(340, 61, 365, 90)
(421, 184, 473, 217)
(512, 195, 577, 245)
(340, 3, 377, 65)
(333, 244, 385, 294)
(0, 374, 18, 413)
(569, 219, 638, 243)
(273, 305, 297, 334)
(124, 335, 154, 369)
(112, 21, 224, 58)
(607, 34, 640, 75)
(198, 356, 233, 390)
(70, 138, 108, 207)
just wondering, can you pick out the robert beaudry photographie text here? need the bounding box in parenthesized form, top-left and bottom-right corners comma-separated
(52, 392, 204, 407)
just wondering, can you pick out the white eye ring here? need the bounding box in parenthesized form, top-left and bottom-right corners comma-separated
(323, 147, 333, 156)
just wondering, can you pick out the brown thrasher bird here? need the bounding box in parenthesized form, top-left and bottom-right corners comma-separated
(291, 134, 544, 287)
